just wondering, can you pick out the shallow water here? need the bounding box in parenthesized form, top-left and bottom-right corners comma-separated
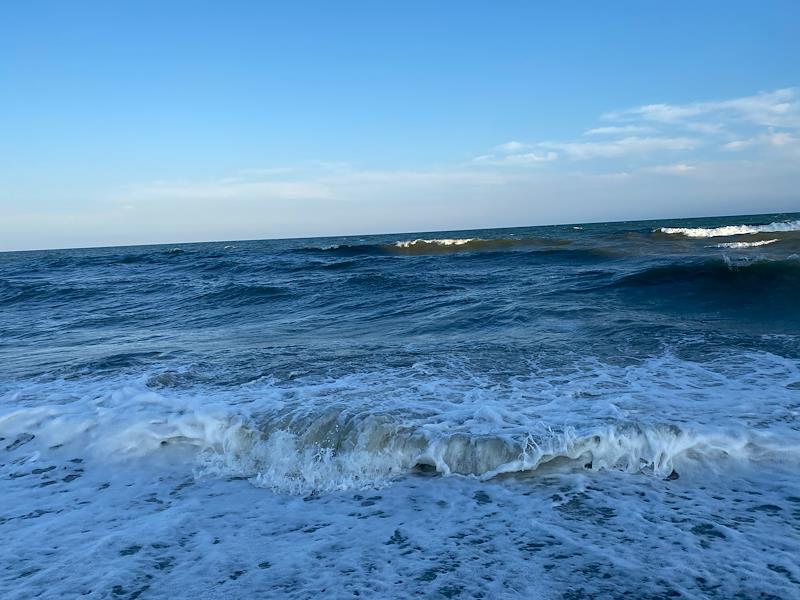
(2, 213, 800, 598)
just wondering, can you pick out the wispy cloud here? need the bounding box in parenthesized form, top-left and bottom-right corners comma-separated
(583, 125, 655, 136)
(723, 129, 797, 151)
(474, 87, 799, 168)
(121, 166, 514, 205)
(472, 141, 558, 164)
(644, 163, 697, 175)
(492, 141, 532, 153)
(126, 178, 334, 202)
(606, 88, 800, 129)
(473, 151, 558, 165)
(540, 136, 699, 160)
(475, 136, 699, 164)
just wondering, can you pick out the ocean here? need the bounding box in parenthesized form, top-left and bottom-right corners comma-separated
(1, 212, 799, 599)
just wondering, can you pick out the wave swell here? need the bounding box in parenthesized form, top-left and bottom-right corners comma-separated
(612, 258, 800, 293)
(306, 236, 570, 256)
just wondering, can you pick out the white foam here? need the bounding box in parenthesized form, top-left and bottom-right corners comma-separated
(3, 352, 800, 597)
(2, 350, 799, 497)
(4, 448, 798, 599)
(658, 219, 800, 238)
(710, 239, 779, 249)
(394, 238, 478, 248)
(3, 369, 799, 495)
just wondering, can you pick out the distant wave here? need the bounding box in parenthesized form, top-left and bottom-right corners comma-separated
(390, 237, 562, 254)
(657, 219, 800, 238)
(306, 237, 571, 256)
(710, 239, 779, 249)
(394, 238, 478, 248)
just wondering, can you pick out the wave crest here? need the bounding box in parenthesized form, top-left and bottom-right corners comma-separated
(658, 219, 800, 238)
(394, 238, 478, 248)
(105, 414, 800, 494)
(710, 239, 779, 249)
(192, 416, 799, 493)
(4, 401, 797, 495)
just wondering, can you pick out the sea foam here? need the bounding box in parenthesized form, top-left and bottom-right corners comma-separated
(658, 219, 800, 238)
(3, 348, 799, 495)
(710, 239, 779, 249)
(394, 238, 478, 248)
(4, 394, 798, 495)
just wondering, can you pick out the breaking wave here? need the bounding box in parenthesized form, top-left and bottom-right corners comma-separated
(196, 416, 800, 494)
(658, 219, 800, 238)
(395, 238, 478, 248)
(3, 400, 798, 495)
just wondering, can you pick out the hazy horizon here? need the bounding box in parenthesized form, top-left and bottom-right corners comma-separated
(3, 209, 798, 253)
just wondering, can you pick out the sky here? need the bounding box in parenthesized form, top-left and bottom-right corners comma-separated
(1, 1, 799, 251)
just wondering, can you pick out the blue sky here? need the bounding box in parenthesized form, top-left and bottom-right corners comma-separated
(1, 1, 799, 250)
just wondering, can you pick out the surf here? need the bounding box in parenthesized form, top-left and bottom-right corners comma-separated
(657, 219, 800, 238)
(4, 384, 799, 495)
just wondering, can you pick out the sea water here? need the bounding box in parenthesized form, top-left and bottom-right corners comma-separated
(1, 213, 799, 598)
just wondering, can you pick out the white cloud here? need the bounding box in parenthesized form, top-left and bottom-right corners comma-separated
(609, 103, 706, 124)
(583, 125, 655, 136)
(723, 130, 797, 151)
(121, 167, 516, 207)
(644, 163, 697, 175)
(723, 139, 751, 151)
(607, 88, 800, 129)
(475, 87, 798, 168)
(540, 136, 699, 160)
(493, 141, 532, 153)
(718, 88, 799, 128)
(474, 151, 558, 166)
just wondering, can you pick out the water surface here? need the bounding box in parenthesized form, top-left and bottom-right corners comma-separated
(2, 213, 800, 598)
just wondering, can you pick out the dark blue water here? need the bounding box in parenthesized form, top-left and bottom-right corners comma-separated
(2, 213, 800, 598)
(3, 213, 799, 381)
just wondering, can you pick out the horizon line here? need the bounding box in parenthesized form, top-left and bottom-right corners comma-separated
(2, 209, 798, 254)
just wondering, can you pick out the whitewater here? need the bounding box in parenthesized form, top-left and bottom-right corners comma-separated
(2, 212, 800, 598)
